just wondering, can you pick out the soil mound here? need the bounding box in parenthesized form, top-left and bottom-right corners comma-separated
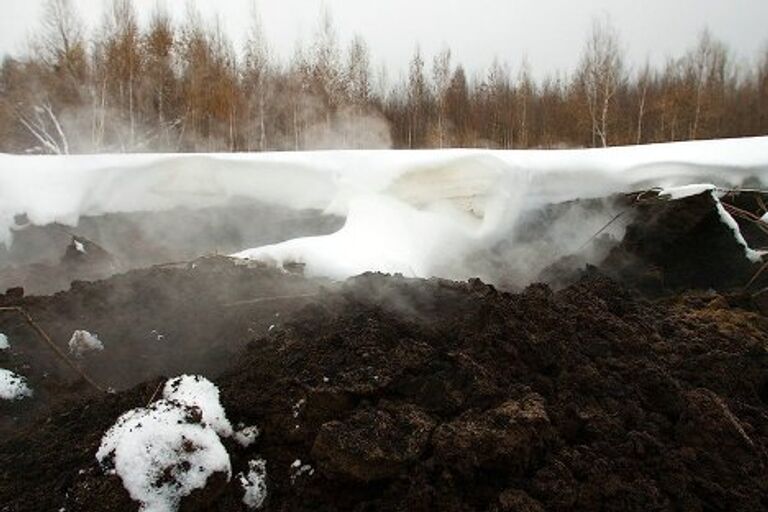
(2, 190, 768, 511)
(2, 271, 768, 511)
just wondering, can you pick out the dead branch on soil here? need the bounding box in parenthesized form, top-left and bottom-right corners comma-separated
(0, 306, 105, 393)
(744, 260, 768, 292)
(720, 202, 768, 236)
(757, 195, 768, 216)
(222, 293, 319, 308)
(146, 379, 165, 406)
(577, 211, 627, 252)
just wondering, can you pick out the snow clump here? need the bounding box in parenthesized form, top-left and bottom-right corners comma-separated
(96, 375, 233, 512)
(0, 369, 33, 400)
(68, 330, 104, 357)
(238, 458, 267, 509)
(233, 424, 260, 448)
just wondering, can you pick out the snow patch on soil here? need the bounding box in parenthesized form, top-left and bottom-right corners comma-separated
(659, 183, 717, 200)
(238, 458, 267, 509)
(0, 333, 8, 350)
(96, 376, 232, 512)
(162, 375, 232, 437)
(0, 368, 32, 400)
(233, 425, 260, 448)
(68, 330, 104, 357)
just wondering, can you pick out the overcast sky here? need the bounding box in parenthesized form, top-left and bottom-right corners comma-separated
(1, 0, 767, 80)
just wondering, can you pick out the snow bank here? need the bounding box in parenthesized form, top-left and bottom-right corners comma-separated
(96, 375, 232, 512)
(0, 333, 8, 350)
(238, 458, 267, 509)
(3, 137, 768, 282)
(0, 368, 33, 400)
(68, 330, 104, 357)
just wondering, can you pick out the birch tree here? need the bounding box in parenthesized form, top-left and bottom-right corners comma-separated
(578, 17, 625, 147)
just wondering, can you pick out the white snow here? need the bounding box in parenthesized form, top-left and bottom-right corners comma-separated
(68, 330, 104, 357)
(658, 184, 764, 262)
(238, 458, 267, 509)
(658, 183, 717, 200)
(73, 240, 86, 253)
(292, 398, 305, 418)
(96, 375, 232, 512)
(289, 459, 314, 484)
(233, 425, 260, 448)
(0, 368, 33, 400)
(713, 196, 765, 263)
(0, 333, 9, 350)
(162, 375, 233, 437)
(2, 137, 768, 283)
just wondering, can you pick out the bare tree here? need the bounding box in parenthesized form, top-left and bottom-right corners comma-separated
(98, 0, 142, 148)
(636, 61, 652, 144)
(432, 47, 452, 147)
(143, 2, 178, 149)
(517, 57, 534, 148)
(684, 29, 729, 139)
(406, 45, 430, 148)
(310, 7, 343, 127)
(36, 0, 86, 85)
(16, 102, 70, 154)
(346, 35, 372, 106)
(578, 17, 625, 147)
(243, 0, 272, 150)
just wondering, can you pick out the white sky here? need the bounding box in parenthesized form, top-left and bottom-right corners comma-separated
(1, 0, 767, 80)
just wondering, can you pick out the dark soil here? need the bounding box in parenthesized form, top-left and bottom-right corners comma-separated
(1, 191, 768, 511)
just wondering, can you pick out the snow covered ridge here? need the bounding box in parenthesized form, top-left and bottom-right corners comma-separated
(96, 375, 265, 512)
(2, 137, 768, 281)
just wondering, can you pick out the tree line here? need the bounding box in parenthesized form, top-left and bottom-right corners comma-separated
(0, 0, 766, 154)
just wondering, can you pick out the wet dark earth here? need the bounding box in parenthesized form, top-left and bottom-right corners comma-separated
(2, 190, 768, 511)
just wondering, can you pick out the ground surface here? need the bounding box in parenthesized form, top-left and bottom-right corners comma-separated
(1, 191, 768, 511)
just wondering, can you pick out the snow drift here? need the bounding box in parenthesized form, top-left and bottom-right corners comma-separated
(2, 137, 768, 285)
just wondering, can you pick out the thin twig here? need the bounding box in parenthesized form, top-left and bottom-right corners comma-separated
(577, 211, 627, 252)
(744, 260, 768, 292)
(222, 293, 319, 308)
(0, 306, 105, 392)
(757, 195, 768, 216)
(146, 379, 165, 407)
(721, 202, 768, 236)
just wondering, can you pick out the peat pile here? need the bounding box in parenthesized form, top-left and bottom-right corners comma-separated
(2, 271, 768, 511)
(0, 257, 329, 434)
(1, 189, 768, 511)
